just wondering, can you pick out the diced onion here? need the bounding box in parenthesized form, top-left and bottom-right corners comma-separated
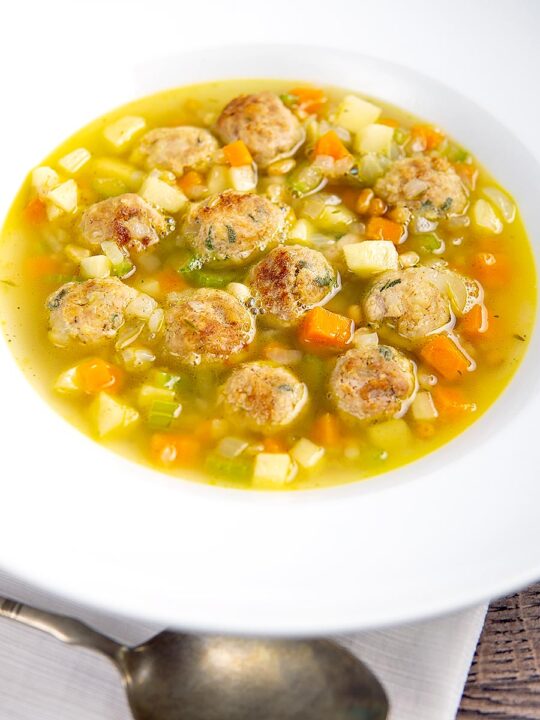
(252, 453, 295, 487)
(46, 179, 78, 213)
(31, 166, 60, 197)
(399, 251, 420, 268)
(472, 199, 503, 234)
(115, 319, 145, 350)
(264, 345, 302, 365)
(351, 329, 379, 349)
(54, 366, 80, 394)
(226, 282, 252, 303)
(65, 244, 91, 263)
(101, 240, 126, 266)
(482, 187, 516, 223)
(147, 307, 164, 335)
(126, 293, 158, 320)
(411, 391, 438, 421)
(58, 148, 91, 174)
(120, 346, 156, 373)
(217, 436, 249, 459)
(229, 164, 257, 191)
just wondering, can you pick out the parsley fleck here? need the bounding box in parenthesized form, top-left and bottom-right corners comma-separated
(205, 227, 215, 251)
(379, 278, 402, 292)
(225, 225, 237, 244)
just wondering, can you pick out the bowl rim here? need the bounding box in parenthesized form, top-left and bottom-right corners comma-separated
(0, 43, 539, 635)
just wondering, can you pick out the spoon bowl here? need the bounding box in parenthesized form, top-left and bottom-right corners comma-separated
(0, 597, 388, 720)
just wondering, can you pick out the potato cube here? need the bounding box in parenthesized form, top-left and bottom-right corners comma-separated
(344, 241, 399, 277)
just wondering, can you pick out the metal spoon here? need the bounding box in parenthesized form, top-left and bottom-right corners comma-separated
(0, 595, 388, 720)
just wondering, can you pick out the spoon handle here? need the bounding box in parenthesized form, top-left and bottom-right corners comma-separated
(0, 595, 123, 663)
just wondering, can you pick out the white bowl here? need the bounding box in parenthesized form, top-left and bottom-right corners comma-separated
(0, 46, 538, 635)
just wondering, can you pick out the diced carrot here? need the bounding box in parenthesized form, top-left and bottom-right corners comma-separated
(263, 437, 288, 453)
(25, 255, 62, 279)
(378, 118, 399, 128)
(76, 357, 123, 394)
(365, 216, 404, 244)
(23, 197, 46, 224)
(178, 170, 205, 197)
(419, 335, 470, 381)
(311, 413, 342, 447)
(299, 307, 353, 349)
(454, 162, 478, 190)
(314, 130, 351, 161)
(471, 252, 510, 288)
(289, 87, 327, 114)
(155, 268, 188, 294)
(432, 385, 476, 418)
(414, 421, 436, 439)
(411, 124, 445, 150)
(150, 433, 200, 466)
(222, 140, 253, 167)
(459, 304, 490, 339)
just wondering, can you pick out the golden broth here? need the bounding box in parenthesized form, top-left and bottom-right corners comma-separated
(0, 79, 536, 489)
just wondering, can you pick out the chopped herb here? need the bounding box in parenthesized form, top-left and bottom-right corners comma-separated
(378, 346, 393, 360)
(297, 260, 309, 269)
(439, 197, 453, 213)
(279, 93, 297, 108)
(0, 279, 16, 287)
(184, 319, 197, 329)
(278, 384, 293, 392)
(205, 227, 215, 251)
(379, 278, 402, 292)
(46, 287, 68, 309)
(247, 213, 257, 221)
(513, 333, 526, 341)
(314, 272, 334, 288)
(225, 224, 237, 244)
(420, 199, 435, 211)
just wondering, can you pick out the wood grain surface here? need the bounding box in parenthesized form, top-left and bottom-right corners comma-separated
(458, 583, 540, 719)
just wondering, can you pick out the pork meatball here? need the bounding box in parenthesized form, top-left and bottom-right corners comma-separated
(183, 190, 287, 266)
(46, 277, 155, 347)
(248, 245, 339, 326)
(220, 362, 308, 433)
(329, 346, 416, 422)
(216, 92, 305, 167)
(363, 266, 452, 340)
(163, 288, 256, 365)
(137, 126, 219, 176)
(374, 156, 468, 218)
(80, 194, 171, 254)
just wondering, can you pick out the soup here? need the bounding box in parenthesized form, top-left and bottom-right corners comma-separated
(0, 79, 535, 489)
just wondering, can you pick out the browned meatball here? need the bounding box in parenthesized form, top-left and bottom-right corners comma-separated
(363, 266, 453, 340)
(216, 92, 305, 167)
(248, 245, 339, 326)
(46, 278, 156, 347)
(329, 347, 416, 422)
(137, 126, 219, 176)
(163, 288, 256, 365)
(375, 156, 468, 218)
(220, 362, 308, 432)
(80, 193, 172, 254)
(182, 190, 288, 266)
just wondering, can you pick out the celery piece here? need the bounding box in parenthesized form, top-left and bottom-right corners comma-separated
(150, 370, 181, 389)
(409, 233, 442, 253)
(182, 267, 242, 288)
(444, 143, 469, 163)
(205, 452, 253, 482)
(147, 400, 182, 430)
(289, 164, 325, 197)
(394, 128, 410, 145)
(111, 259, 134, 278)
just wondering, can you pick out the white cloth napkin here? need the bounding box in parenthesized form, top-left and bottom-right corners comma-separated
(0, 570, 486, 720)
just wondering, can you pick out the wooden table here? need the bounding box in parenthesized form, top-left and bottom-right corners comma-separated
(458, 583, 540, 719)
